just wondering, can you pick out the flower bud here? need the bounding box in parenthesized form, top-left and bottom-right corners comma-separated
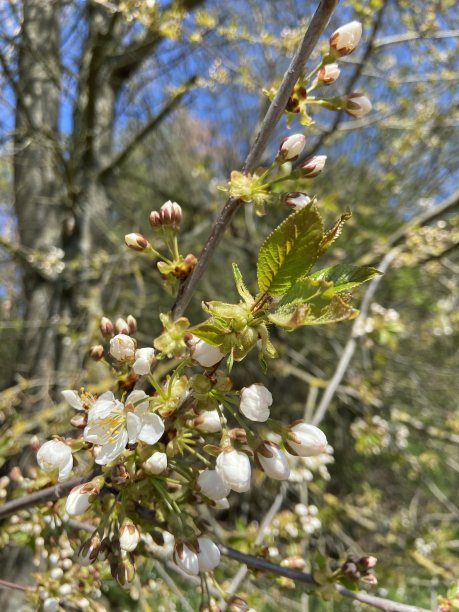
(65, 480, 100, 516)
(359, 555, 378, 570)
(318, 62, 340, 84)
(149, 210, 161, 228)
(100, 316, 115, 337)
(216, 449, 251, 493)
(191, 335, 224, 368)
(277, 134, 305, 162)
(160, 200, 182, 227)
(240, 384, 272, 422)
(195, 409, 225, 433)
(214, 497, 230, 510)
(256, 442, 290, 480)
(111, 554, 136, 587)
(143, 451, 168, 475)
(125, 232, 150, 251)
(197, 537, 220, 572)
(173, 543, 199, 576)
(285, 422, 327, 457)
(109, 333, 136, 362)
(300, 155, 327, 178)
(119, 519, 140, 552)
(109, 463, 131, 485)
(37, 440, 73, 482)
(329, 21, 362, 57)
(361, 573, 378, 585)
(43, 598, 60, 612)
(132, 347, 156, 375)
(344, 93, 372, 118)
(284, 192, 312, 211)
(198, 469, 231, 501)
(115, 317, 130, 335)
(89, 344, 104, 361)
(78, 534, 101, 565)
(127, 314, 137, 335)
(228, 596, 249, 612)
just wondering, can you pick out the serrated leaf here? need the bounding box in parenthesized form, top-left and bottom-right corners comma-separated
(257, 204, 324, 296)
(190, 321, 227, 346)
(203, 300, 239, 319)
(319, 209, 351, 255)
(232, 263, 254, 305)
(310, 264, 381, 293)
(279, 277, 333, 307)
(268, 293, 357, 330)
(268, 303, 312, 330)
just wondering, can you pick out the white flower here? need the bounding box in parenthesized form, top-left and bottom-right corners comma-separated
(173, 543, 199, 576)
(300, 155, 327, 178)
(198, 469, 231, 501)
(345, 93, 372, 118)
(329, 21, 362, 56)
(195, 408, 225, 433)
(278, 134, 305, 161)
(109, 334, 136, 362)
(318, 62, 340, 84)
(84, 390, 164, 465)
(133, 347, 156, 375)
(43, 598, 60, 612)
(119, 520, 140, 552)
(285, 192, 312, 211)
(191, 335, 224, 367)
(240, 384, 272, 422)
(286, 422, 328, 457)
(256, 442, 290, 480)
(143, 451, 167, 475)
(216, 450, 251, 493)
(61, 389, 84, 410)
(197, 537, 220, 572)
(65, 481, 99, 516)
(37, 440, 73, 482)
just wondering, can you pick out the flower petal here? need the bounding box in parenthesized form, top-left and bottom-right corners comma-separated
(138, 413, 165, 445)
(126, 412, 142, 444)
(58, 453, 74, 482)
(95, 430, 128, 465)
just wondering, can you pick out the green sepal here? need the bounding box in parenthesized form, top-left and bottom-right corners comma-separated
(227, 349, 234, 372)
(190, 321, 227, 346)
(232, 263, 254, 305)
(310, 264, 381, 293)
(257, 204, 324, 296)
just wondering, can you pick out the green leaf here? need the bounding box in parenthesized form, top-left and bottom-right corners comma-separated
(279, 277, 333, 307)
(268, 293, 357, 330)
(190, 321, 227, 346)
(310, 264, 381, 293)
(318, 209, 351, 255)
(232, 263, 254, 305)
(257, 204, 324, 296)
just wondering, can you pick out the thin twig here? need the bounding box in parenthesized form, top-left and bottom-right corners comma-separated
(0, 578, 33, 592)
(172, 0, 339, 319)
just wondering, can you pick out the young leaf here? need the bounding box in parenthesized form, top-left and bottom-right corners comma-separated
(310, 264, 381, 293)
(268, 292, 357, 330)
(318, 208, 351, 255)
(232, 263, 254, 305)
(278, 277, 333, 307)
(257, 204, 324, 296)
(190, 321, 227, 346)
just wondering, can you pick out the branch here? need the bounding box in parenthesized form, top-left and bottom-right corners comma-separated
(373, 29, 459, 48)
(100, 76, 197, 179)
(171, 0, 340, 318)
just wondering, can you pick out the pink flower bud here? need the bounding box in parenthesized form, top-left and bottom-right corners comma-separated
(115, 317, 130, 335)
(329, 21, 362, 57)
(89, 344, 104, 361)
(284, 192, 312, 211)
(149, 210, 162, 228)
(127, 314, 137, 335)
(256, 441, 290, 480)
(318, 62, 340, 84)
(197, 537, 220, 572)
(286, 422, 328, 457)
(300, 155, 327, 178)
(160, 200, 182, 227)
(277, 134, 306, 162)
(100, 316, 114, 337)
(344, 92, 372, 118)
(125, 232, 150, 251)
(240, 384, 272, 422)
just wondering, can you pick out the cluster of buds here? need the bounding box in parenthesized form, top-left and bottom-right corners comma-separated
(339, 554, 378, 586)
(149, 200, 183, 229)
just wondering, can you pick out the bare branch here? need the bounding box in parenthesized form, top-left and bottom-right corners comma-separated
(172, 0, 340, 318)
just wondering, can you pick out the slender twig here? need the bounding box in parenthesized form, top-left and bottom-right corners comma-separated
(0, 578, 33, 592)
(172, 0, 340, 319)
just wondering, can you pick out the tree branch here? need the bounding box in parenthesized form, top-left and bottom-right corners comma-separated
(172, 0, 340, 318)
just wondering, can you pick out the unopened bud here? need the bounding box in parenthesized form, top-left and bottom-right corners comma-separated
(344, 92, 372, 118)
(78, 534, 101, 565)
(119, 519, 140, 552)
(228, 596, 249, 612)
(115, 317, 130, 335)
(359, 555, 378, 570)
(29, 435, 40, 452)
(110, 333, 136, 362)
(329, 21, 362, 57)
(149, 210, 162, 228)
(100, 316, 114, 337)
(361, 573, 378, 585)
(281, 555, 306, 570)
(256, 441, 290, 481)
(126, 315, 137, 335)
(284, 192, 312, 211)
(111, 554, 136, 588)
(110, 463, 130, 485)
(125, 233, 150, 251)
(89, 344, 104, 361)
(65, 480, 101, 516)
(277, 134, 305, 162)
(300, 155, 327, 178)
(228, 428, 247, 443)
(160, 200, 182, 227)
(318, 62, 340, 85)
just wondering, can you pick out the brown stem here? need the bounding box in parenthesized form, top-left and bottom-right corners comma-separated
(171, 0, 340, 319)
(0, 579, 33, 593)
